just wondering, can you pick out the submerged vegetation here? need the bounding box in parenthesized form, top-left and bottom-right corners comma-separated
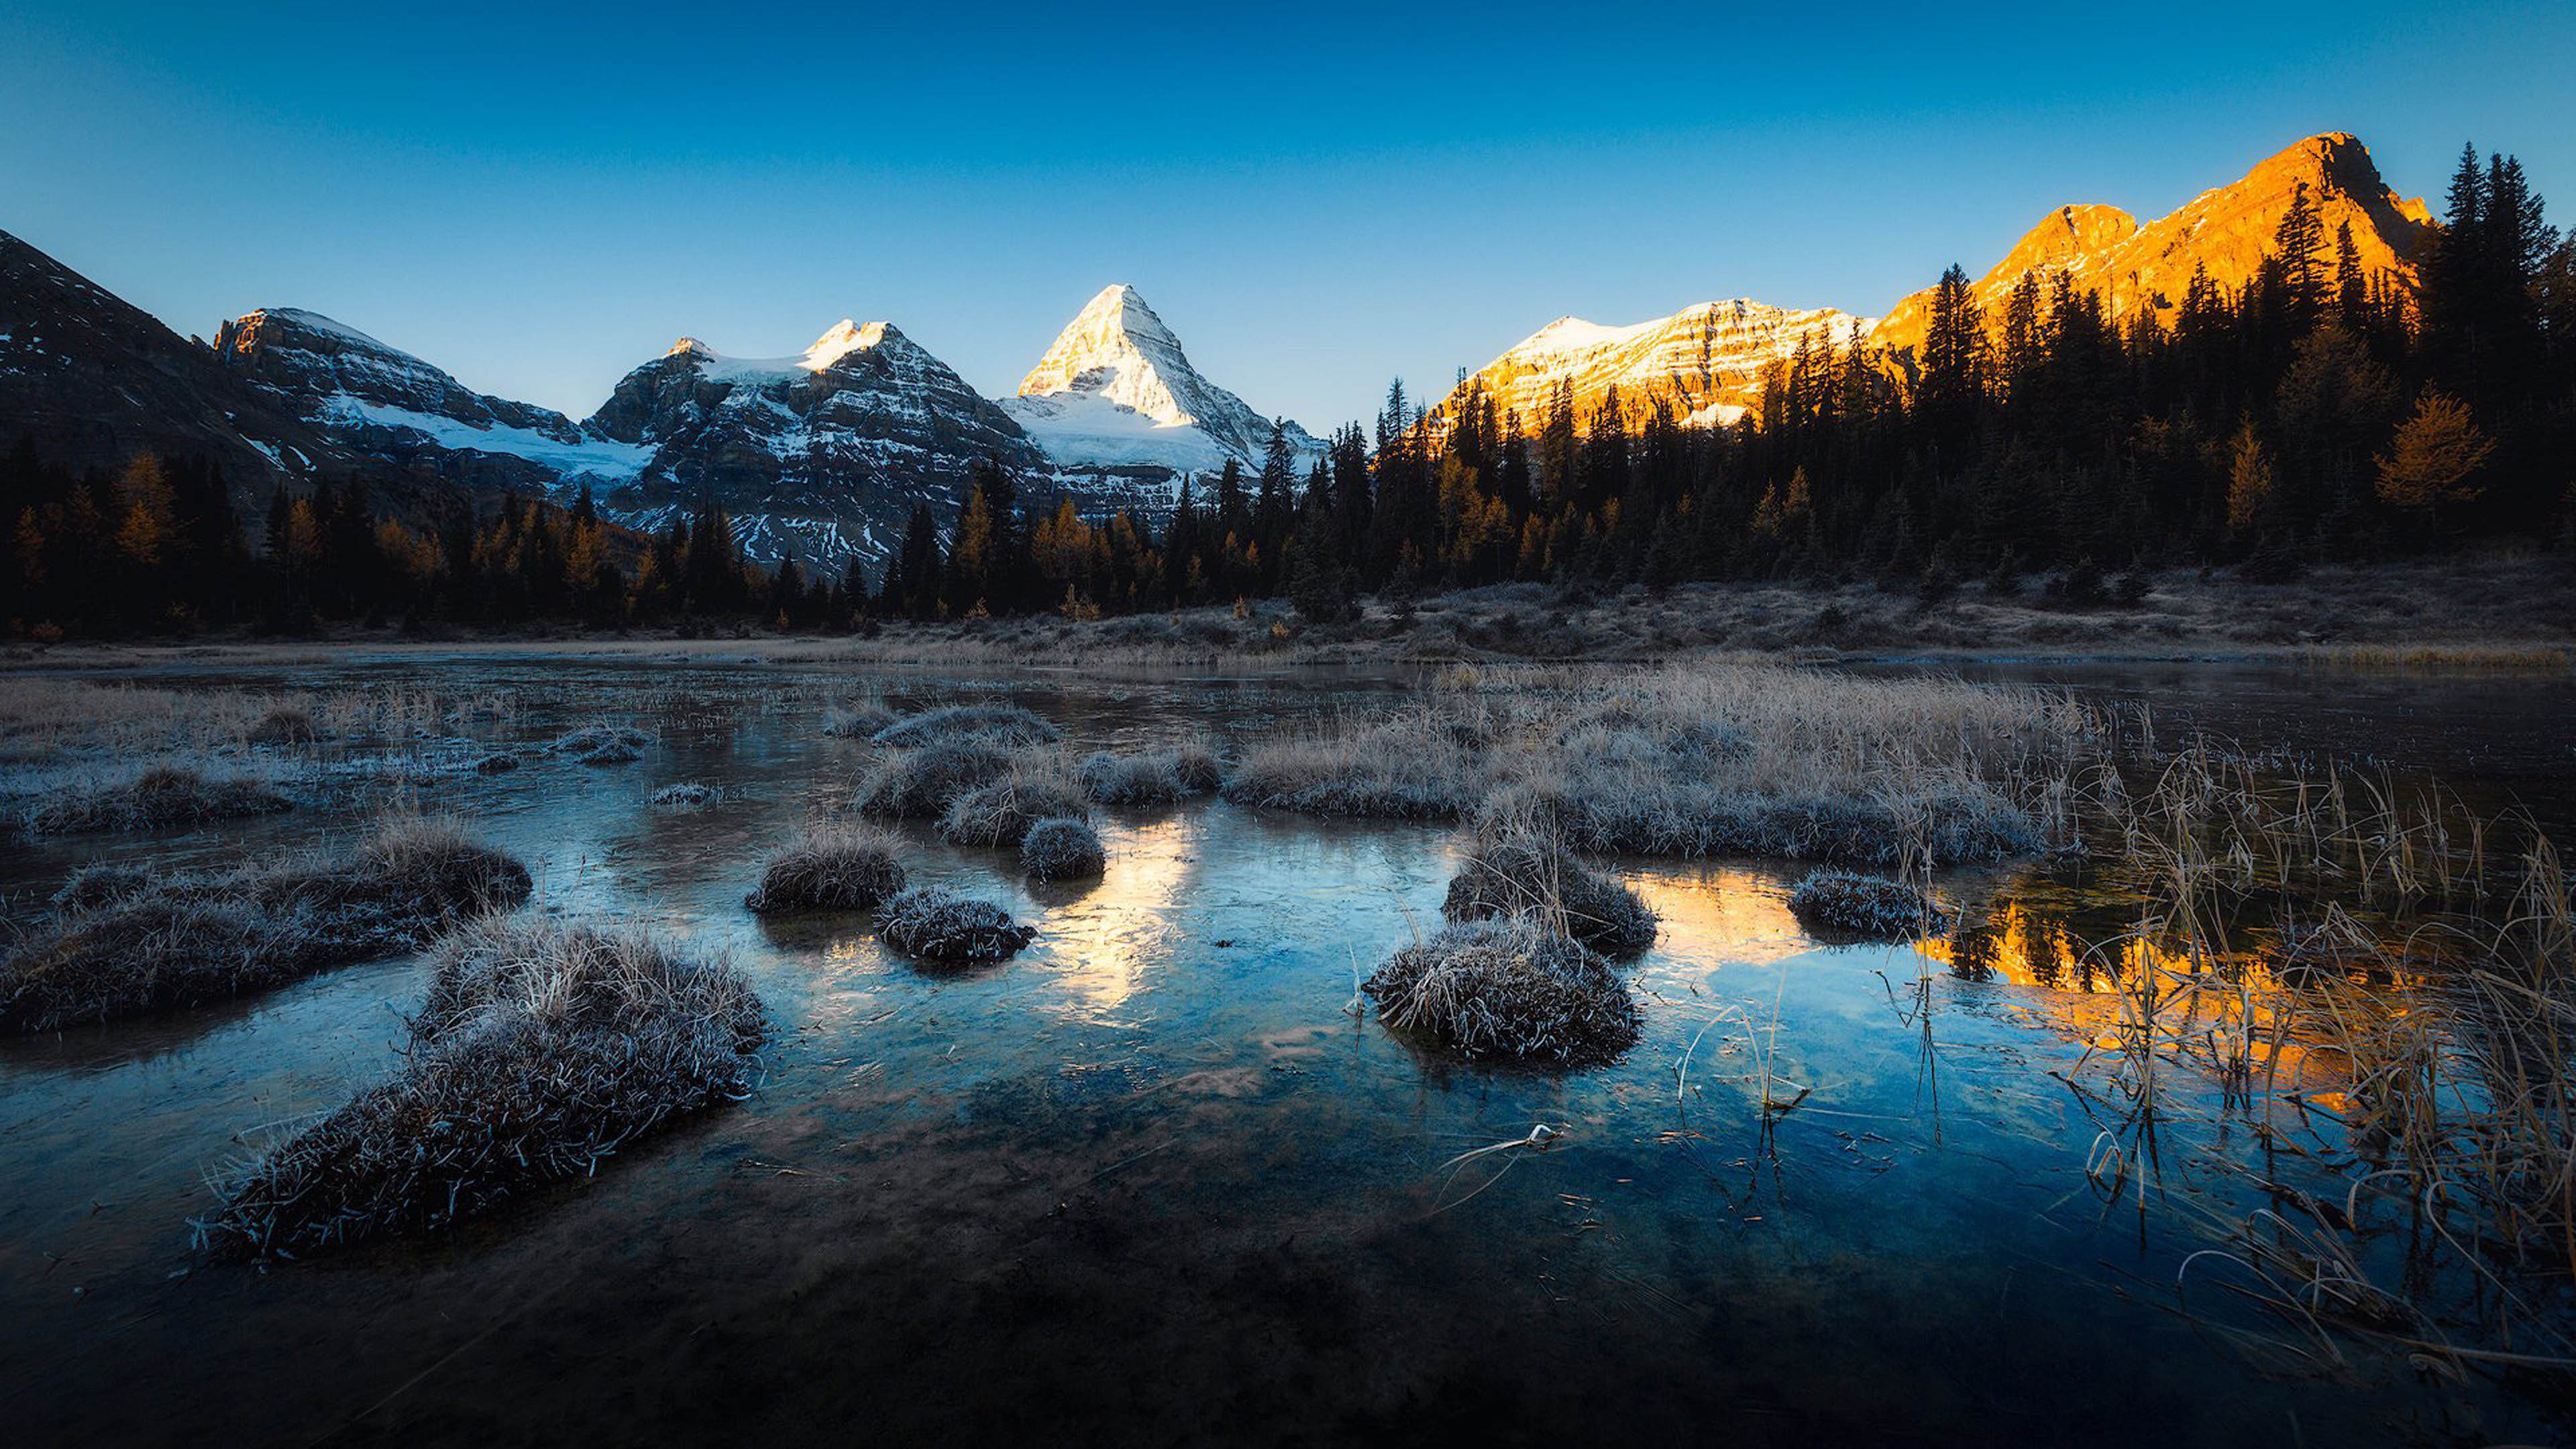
(0, 641, 2567, 1430)
(0, 815, 530, 1032)
(200, 917, 765, 1258)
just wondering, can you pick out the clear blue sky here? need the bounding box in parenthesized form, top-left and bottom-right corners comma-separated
(3, 2, 2569, 429)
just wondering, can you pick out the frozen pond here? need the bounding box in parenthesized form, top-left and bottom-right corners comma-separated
(1, 652, 2569, 1446)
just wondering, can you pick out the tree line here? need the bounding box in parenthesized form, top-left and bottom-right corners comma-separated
(6, 142, 2569, 639)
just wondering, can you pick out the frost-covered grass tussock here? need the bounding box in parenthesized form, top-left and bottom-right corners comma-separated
(1442, 808, 1657, 958)
(652, 782, 724, 810)
(0, 677, 521, 768)
(745, 823, 907, 913)
(1077, 744, 1223, 807)
(852, 738, 1017, 819)
(871, 703, 1059, 749)
(937, 763, 1089, 849)
(1364, 920, 1641, 1067)
(1020, 816, 1106, 881)
(877, 886, 1036, 964)
(0, 816, 532, 1032)
(23, 764, 294, 835)
(1229, 661, 2090, 865)
(198, 916, 764, 1259)
(553, 724, 649, 765)
(245, 704, 322, 747)
(48, 861, 154, 914)
(1786, 869, 1954, 941)
(821, 698, 896, 739)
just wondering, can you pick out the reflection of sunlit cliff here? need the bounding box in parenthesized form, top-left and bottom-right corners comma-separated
(1623, 863, 1813, 966)
(1921, 900, 2400, 1105)
(1034, 812, 1199, 1024)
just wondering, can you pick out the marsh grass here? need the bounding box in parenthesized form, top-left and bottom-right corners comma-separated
(199, 916, 764, 1259)
(871, 703, 1059, 749)
(745, 823, 907, 913)
(245, 703, 321, 746)
(2047, 742, 2576, 1379)
(651, 782, 724, 809)
(0, 678, 522, 770)
(876, 887, 1036, 963)
(23, 764, 293, 835)
(1226, 660, 2090, 865)
(0, 815, 533, 1032)
(48, 861, 154, 914)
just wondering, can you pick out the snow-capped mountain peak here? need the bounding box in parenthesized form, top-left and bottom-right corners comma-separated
(1008, 283, 1318, 475)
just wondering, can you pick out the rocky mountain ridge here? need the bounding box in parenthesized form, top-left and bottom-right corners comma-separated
(1426, 299, 1873, 443)
(1869, 131, 2435, 358)
(0, 131, 2449, 566)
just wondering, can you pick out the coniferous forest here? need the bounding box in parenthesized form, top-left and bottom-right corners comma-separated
(7, 146, 2569, 640)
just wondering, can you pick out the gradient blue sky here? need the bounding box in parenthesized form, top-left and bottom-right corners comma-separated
(3, 2, 2569, 429)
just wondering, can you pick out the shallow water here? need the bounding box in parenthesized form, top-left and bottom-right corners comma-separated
(0, 654, 2569, 1446)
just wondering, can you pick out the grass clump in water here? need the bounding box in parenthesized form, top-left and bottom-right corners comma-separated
(1786, 869, 1953, 941)
(651, 782, 724, 810)
(1227, 661, 2087, 865)
(877, 886, 1036, 963)
(1223, 708, 1479, 820)
(553, 724, 648, 764)
(871, 703, 1059, 749)
(937, 763, 1089, 848)
(1364, 919, 1641, 1067)
(245, 703, 321, 746)
(821, 698, 896, 739)
(0, 816, 533, 1032)
(25, 765, 293, 835)
(1020, 816, 1105, 881)
(470, 751, 521, 774)
(1444, 808, 1658, 957)
(851, 739, 1015, 819)
(198, 916, 764, 1259)
(48, 861, 154, 914)
(1077, 744, 1224, 806)
(745, 823, 907, 913)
